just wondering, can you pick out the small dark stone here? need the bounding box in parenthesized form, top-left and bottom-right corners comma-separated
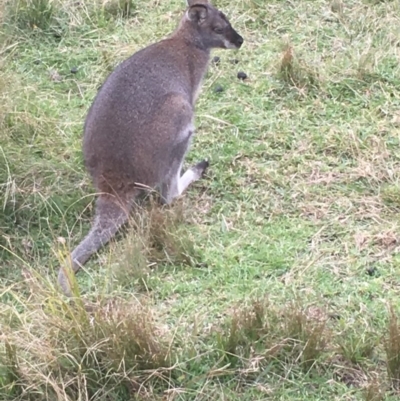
(212, 56, 221, 65)
(70, 67, 78, 74)
(366, 266, 378, 276)
(33, 59, 41, 65)
(214, 84, 224, 93)
(237, 71, 248, 80)
(230, 59, 239, 64)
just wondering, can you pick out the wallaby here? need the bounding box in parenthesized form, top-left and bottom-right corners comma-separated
(58, 0, 243, 296)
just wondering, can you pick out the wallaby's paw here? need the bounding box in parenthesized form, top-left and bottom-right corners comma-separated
(195, 159, 209, 177)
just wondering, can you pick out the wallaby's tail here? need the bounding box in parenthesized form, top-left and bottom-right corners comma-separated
(58, 195, 131, 296)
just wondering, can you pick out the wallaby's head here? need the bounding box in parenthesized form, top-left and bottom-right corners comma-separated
(184, 0, 243, 50)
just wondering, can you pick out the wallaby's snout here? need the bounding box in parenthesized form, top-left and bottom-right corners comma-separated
(186, 0, 243, 50)
(224, 27, 243, 50)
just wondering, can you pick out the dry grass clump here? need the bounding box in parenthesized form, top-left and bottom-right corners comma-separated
(0, 291, 395, 399)
(380, 184, 400, 209)
(101, 0, 136, 18)
(363, 376, 385, 401)
(143, 200, 198, 266)
(284, 303, 328, 371)
(278, 45, 319, 91)
(217, 299, 328, 372)
(220, 299, 272, 359)
(336, 320, 379, 366)
(107, 198, 199, 290)
(0, 278, 172, 400)
(4, 0, 57, 30)
(3, 0, 137, 33)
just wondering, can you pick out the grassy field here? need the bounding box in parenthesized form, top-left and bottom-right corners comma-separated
(1, 0, 400, 399)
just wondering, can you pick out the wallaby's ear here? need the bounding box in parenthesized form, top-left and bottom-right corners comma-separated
(187, 0, 209, 6)
(187, 4, 208, 22)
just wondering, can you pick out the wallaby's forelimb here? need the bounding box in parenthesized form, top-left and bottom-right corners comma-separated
(179, 160, 209, 191)
(58, 195, 131, 296)
(161, 160, 209, 205)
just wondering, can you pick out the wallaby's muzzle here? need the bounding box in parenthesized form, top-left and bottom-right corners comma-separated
(233, 31, 244, 49)
(223, 28, 244, 50)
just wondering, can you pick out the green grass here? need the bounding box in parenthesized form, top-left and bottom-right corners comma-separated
(1, 0, 400, 399)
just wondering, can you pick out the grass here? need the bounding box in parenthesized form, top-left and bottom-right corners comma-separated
(1, 0, 400, 399)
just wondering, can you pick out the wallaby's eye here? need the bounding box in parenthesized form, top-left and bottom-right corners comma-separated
(213, 27, 224, 34)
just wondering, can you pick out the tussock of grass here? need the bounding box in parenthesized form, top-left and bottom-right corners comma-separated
(102, 0, 136, 18)
(219, 299, 272, 359)
(285, 303, 328, 371)
(3, 0, 138, 35)
(1, 279, 171, 399)
(278, 44, 319, 91)
(338, 325, 378, 365)
(364, 376, 385, 401)
(380, 184, 400, 209)
(217, 299, 328, 373)
(6, 0, 56, 30)
(137, 199, 197, 266)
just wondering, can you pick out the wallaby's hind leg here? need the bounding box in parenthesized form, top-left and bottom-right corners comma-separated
(58, 195, 131, 296)
(161, 160, 209, 205)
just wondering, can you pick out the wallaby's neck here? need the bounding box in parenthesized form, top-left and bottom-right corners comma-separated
(169, 24, 211, 102)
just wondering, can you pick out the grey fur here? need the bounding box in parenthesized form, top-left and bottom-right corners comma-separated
(58, 0, 243, 296)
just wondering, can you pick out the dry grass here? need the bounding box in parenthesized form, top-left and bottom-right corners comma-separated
(278, 44, 319, 91)
(1, 279, 172, 399)
(217, 299, 328, 374)
(364, 376, 386, 401)
(3, 0, 137, 31)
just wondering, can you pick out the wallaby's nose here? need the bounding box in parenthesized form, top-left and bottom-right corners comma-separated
(236, 34, 244, 48)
